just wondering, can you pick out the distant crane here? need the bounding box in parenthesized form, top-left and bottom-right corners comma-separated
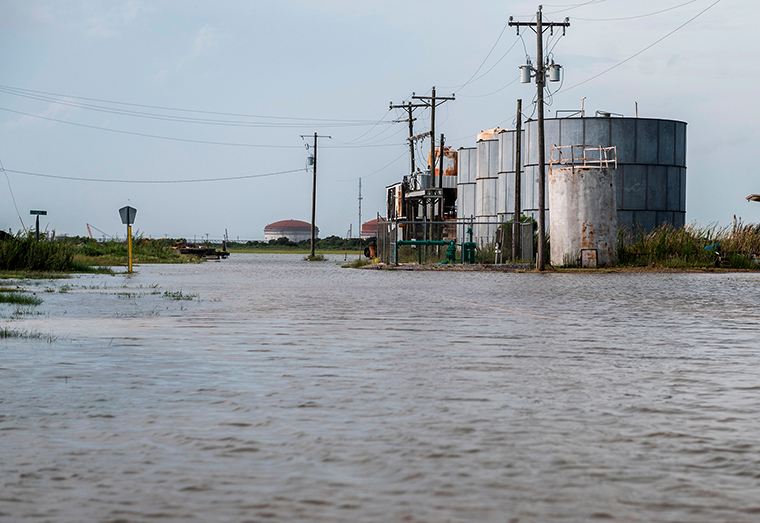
(86, 223, 114, 241)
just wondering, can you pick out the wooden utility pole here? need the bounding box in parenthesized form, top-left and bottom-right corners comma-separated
(509, 7, 569, 271)
(513, 98, 522, 261)
(439, 133, 445, 219)
(389, 100, 426, 174)
(300, 132, 331, 259)
(412, 87, 454, 189)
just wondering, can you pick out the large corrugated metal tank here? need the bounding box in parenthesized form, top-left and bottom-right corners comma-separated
(522, 117, 687, 230)
(456, 147, 477, 240)
(497, 129, 524, 221)
(549, 164, 618, 267)
(475, 139, 499, 244)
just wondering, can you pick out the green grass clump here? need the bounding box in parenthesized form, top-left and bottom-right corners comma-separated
(163, 290, 197, 300)
(342, 257, 375, 268)
(0, 234, 78, 272)
(304, 253, 326, 261)
(0, 327, 55, 340)
(618, 223, 760, 269)
(0, 292, 42, 306)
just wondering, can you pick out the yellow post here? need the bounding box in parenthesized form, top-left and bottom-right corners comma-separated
(128, 224, 133, 273)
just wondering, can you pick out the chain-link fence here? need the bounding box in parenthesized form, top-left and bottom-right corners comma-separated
(377, 218, 536, 265)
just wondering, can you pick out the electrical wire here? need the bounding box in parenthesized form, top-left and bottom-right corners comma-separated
(0, 157, 26, 231)
(545, 0, 608, 15)
(0, 84, 388, 125)
(457, 76, 520, 99)
(573, 0, 699, 21)
(449, 17, 512, 93)
(3, 167, 306, 184)
(0, 106, 403, 149)
(0, 86, 380, 128)
(328, 150, 409, 182)
(560, 0, 722, 93)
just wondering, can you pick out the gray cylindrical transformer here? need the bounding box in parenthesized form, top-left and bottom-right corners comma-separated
(549, 166, 618, 267)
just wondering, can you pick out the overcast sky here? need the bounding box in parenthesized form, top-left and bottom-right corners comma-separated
(0, 0, 755, 240)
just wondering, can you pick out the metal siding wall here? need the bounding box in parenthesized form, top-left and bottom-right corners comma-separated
(675, 122, 687, 167)
(618, 210, 634, 231)
(584, 118, 611, 148)
(647, 165, 667, 210)
(544, 119, 560, 160)
(658, 120, 675, 165)
(611, 119, 636, 164)
(636, 119, 659, 164)
(499, 131, 515, 173)
(634, 210, 657, 231)
(667, 166, 681, 211)
(624, 165, 647, 210)
(559, 118, 582, 151)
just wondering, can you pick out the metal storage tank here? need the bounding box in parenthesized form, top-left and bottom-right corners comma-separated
(522, 116, 687, 231)
(497, 129, 523, 221)
(474, 134, 500, 244)
(548, 146, 618, 267)
(456, 147, 477, 241)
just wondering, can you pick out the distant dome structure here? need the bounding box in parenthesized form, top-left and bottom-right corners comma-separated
(264, 219, 316, 242)
(361, 218, 385, 239)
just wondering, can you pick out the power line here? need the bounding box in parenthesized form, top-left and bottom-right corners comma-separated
(0, 106, 403, 149)
(572, 0, 699, 21)
(2, 167, 305, 183)
(0, 156, 26, 231)
(0, 84, 387, 124)
(0, 86, 382, 128)
(560, 0, 722, 93)
(451, 18, 513, 93)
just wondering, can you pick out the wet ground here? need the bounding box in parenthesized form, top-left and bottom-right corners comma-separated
(2, 253, 760, 522)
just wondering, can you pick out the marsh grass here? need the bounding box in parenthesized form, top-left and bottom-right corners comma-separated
(342, 257, 374, 268)
(163, 290, 197, 301)
(0, 327, 55, 341)
(304, 253, 326, 261)
(0, 293, 42, 306)
(618, 223, 760, 269)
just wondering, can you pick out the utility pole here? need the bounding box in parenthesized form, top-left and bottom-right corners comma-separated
(513, 98, 522, 261)
(510, 7, 569, 271)
(389, 100, 426, 174)
(439, 133, 445, 219)
(358, 177, 363, 235)
(412, 87, 454, 190)
(300, 132, 331, 259)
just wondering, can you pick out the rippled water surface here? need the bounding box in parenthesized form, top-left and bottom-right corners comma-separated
(2, 254, 760, 522)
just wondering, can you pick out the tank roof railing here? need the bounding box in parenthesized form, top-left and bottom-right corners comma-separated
(550, 145, 617, 170)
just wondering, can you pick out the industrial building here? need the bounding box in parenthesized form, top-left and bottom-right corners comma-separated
(457, 115, 687, 245)
(264, 219, 317, 242)
(381, 112, 687, 265)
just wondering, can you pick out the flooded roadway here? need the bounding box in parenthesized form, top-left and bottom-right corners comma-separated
(2, 254, 760, 522)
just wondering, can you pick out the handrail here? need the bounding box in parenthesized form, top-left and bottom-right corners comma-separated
(550, 144, 617, 169)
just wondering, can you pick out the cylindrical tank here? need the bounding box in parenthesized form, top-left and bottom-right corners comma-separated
(497, 129, 519, 220)
(549, 164, 617, 267)
(522, 116, 687, 232)
(457, 147, 477, 241)
(475, 138, 499, 244)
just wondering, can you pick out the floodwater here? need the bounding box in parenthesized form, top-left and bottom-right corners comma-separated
(2, 254, 760, 523)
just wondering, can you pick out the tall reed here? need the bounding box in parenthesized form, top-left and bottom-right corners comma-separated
(618, 223, 760, 268)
